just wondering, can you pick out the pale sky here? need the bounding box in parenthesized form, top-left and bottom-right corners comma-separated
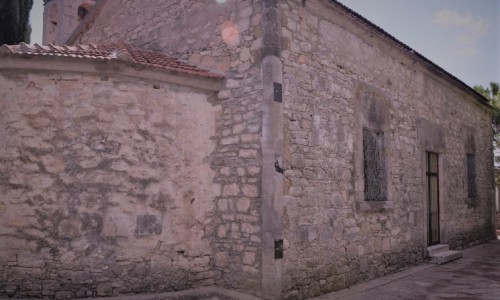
(29, 0, 498, 87)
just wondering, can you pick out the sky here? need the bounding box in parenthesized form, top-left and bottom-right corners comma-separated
(30, 0, 43, 45)
(29, 0, 498, 88)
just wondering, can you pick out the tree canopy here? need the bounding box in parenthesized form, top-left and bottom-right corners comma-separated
(474, 82, 500, 142)
(474, 81, 500, 184)
(0, 0, 34, 45)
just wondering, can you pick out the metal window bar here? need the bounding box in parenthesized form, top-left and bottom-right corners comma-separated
(467, 154, 477, 199)
(427, 152, 440, 246)
(363, 128, 387, 201)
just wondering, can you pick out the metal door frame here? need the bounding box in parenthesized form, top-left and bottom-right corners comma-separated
(427, 152, 440, 246)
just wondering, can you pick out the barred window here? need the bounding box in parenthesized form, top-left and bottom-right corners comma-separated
(467, 154, 476, 198)
(363, 128, 387, 201)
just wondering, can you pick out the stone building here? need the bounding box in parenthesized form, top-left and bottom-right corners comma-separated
(0, 0, 495, 299)
(43, 0, 97, 45)
(0, 43, 225, 298)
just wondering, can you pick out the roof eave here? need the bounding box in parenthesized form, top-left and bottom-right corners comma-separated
(0, 54, 225, 92)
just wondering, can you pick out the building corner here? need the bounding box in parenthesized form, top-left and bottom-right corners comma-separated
(260, 0, 284, 299)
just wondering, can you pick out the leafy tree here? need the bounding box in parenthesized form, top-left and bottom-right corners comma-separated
(0, 0, 34, 45)
(474, 82, 500, 184)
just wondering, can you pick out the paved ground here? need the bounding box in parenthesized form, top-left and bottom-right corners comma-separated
(312, 239, 500, 300)
(0, 287, 261, 300)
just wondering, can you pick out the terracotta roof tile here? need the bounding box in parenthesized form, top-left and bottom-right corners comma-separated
(0, 43, 224, 79)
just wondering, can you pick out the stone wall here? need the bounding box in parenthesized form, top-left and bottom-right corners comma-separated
(280, 0, 494, 298)
(0, 70, 220, 298)
(75, 0, 266, 295)
(6, 1, 494, 299)
(43, 0, 96, 45)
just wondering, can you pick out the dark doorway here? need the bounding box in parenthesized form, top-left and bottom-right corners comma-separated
(427, 152, 440, 246)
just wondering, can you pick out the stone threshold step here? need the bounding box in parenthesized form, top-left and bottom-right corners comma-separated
(427, 244, 449, 256)
(430, 250, 462, 265)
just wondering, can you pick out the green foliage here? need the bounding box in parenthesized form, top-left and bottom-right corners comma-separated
(474, 82, 500, 184)
(24, 23, 31, 44)
(474, 82, 500, 101)
(0, 0, 34, 45)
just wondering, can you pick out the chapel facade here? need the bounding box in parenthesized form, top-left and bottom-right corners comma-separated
(0, 0, 495, 299)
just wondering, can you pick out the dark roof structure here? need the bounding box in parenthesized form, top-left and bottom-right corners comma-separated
(0, 43, 224, 79)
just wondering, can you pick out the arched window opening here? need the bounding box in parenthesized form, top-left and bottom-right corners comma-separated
(77, 4, 92, 21)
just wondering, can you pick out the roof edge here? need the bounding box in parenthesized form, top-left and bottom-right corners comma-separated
(0, 43, 225, 80)
(0, 54, 224, 92)
(326, 0, 491, 108)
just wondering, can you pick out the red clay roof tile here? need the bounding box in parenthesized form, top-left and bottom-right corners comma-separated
(0, 43, 224, 79)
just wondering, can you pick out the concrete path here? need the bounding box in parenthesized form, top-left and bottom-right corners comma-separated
(311, 239, 500, 300)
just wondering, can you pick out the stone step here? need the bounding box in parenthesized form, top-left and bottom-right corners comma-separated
(430, 250, 462, 265)
(427, 244, 449, 256)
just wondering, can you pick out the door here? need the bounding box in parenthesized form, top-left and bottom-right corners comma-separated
(427, 152, 440, 246)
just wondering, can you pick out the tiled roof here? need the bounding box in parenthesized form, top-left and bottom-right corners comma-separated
(327, 0, 490, 106)
(0, 43, 224, 79)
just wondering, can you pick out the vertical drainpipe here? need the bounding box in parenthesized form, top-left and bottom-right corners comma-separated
(261, 0, 283, 299)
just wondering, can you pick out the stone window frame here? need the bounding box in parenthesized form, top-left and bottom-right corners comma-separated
(353, 81, 393, 212)
(78, 3, 93, 21)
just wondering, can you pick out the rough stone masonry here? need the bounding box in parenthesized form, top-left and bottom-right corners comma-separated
(0, 55, 223, 298)
(0, 0, 495, 299)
